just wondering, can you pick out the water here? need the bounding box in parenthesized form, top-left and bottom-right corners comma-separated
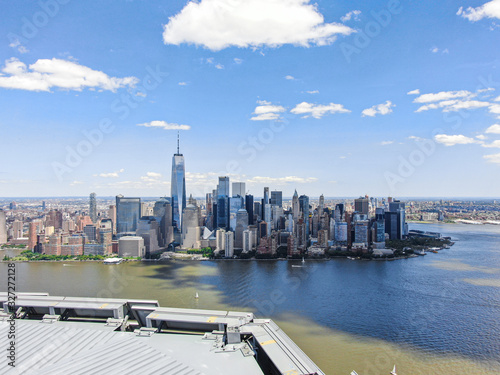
(1, 223, 499, 374)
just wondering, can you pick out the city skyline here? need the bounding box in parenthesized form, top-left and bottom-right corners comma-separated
(1, 1, 500, 198)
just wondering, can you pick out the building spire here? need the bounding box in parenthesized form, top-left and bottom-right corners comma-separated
(177, 131, 180, 154)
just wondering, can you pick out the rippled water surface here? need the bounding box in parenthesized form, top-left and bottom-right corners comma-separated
(1, 223, 499, 374)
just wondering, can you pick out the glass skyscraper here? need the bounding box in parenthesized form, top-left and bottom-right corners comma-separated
(116, 195, 141, 234)
(171, 137, 186, 231)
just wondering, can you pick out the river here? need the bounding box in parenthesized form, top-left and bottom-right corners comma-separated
(1, 223, 499, 374)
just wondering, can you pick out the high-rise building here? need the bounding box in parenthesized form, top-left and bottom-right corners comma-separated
(216, 228, 226, 252)
(171, 134, 186, 231)
(292, 190, 299, 221)
(235, 209, 249, 248)
(12, 220, 23, 239)
(299, 195, 310, 236)
(354, 197, 369, 215)
(46, 210, 63, 230)
(182, 204, 200, 249)
(318, 194, 325, 211)
(116, 195, 141, 234)
(375, 208, 386, 243)
(229, 196, 244, 231)
(0, 209, 7, 244)
(217, 196, 229, 229)
(232, 182, 245, 197)
(217, 176, 230, 197)
(262, 187, 270, 217)
(108, 205, 116, 233)
(83, 224, 97, 242)
(224, 231, 234, 258)
(245, 195, 254, 225)
(89, 192, 97, 224)
(270, 191, 283, 207)
(243, 229, 253, 252)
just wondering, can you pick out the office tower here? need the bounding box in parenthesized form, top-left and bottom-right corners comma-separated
(243, 229, 253, 252)
(9, 201, 16, 210)
(263, 187, 269, 205)
(270, 191, 283, 207)
(271, 206, 283, 230)
(235, 209, 249, 248)
(137, 217, 160, 256)
(118, 236, 145, 258)
(389, 200, 407, 239)
(116, 195, 141, 234)
(171, 134, 186, 231)
(42, 201, 46, 211)
(206, 193, 213, 214)
(217, 196, 229, 229)
(217, 176, 230, 197)
(216, 228, 226, 252)
(334, 204, 344, 222)
(83, 225, 97, 242)
(264, 204, 272, 234)
(245, 195, 254, 225)
(354, 197, 369, 215)
(334, 221, 348, 243)
(375, 208, 386, 243)
(253, 202, 261, 222)
(318, 194, 325, 211)
(353, 214, 369, 246)
(108, 205, 116, 233)
(292, 190, 299, 221)
(89, 192, 97, 224)
(384, 211, 399, 240)
(224, 231, 234, 258)
(182, 204, 200, 249)
(232, 182, 245, 197)
(0, 209, 7, 244)
(298, 195, 310, 236)
(229, 196, 244, 230)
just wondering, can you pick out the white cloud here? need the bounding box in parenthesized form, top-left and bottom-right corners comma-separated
(140, 172, 163, 182)
(495, 95, 500, 101)
(485, 124, 500, 134)
(407, 89, 420, 95)
(137, 120, 191, 130)
(70, 181, 83, 186)
(408, 135, 429, 142)
(9, 39, 28, 54)
(430, 46, 439, 53)
(413, 90, 474, 103)
(458, 1, 500, 22)
(434, 134, 479, 146)
(489, 104, 500, 115)
(291, 101, 350, 119)
(476, 134, 487, 140)
(380, 141, 393, 146)
(285, 75, 295, 80)
(484, 152, 500, 164)
(482, 140, 500, 148)
(341, 10, 361, 22)
(251, 100, 286, 121)
(234, 58, 243, 64)
(306, 90, 319, 94)
(178, 81, 188, 86)
(215, 63, 224, 69)
(94, 169, 125, 178)
(162, 0, 354, 51)
(361, 101, 395, 117)
(0, 57, 138, 92)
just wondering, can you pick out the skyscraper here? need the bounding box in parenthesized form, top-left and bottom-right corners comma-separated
(116, 195, 141, 234)
(354, 197, 369, 215)
(232, 182, 245, 197)
(270, 191, 282, 207)
(0, 209, 7, 244)
(217, 176, 230, 197)
(89, 192, 97, 224)
(171, 133, 187, 231)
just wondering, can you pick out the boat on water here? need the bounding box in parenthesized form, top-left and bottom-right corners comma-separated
(347, 256, 356, 260)
(195, 292, 199, 299)
(414, 249, 426, 256)
(292, 265, 304, 268)
(302, 257, 305, 263)
(103, 257, 123, 264)
(390, 364, 397, 375)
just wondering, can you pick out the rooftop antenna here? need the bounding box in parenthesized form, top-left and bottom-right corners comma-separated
(177, 131, 180, 154)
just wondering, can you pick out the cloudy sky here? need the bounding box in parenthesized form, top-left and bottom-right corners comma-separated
(1, 0, 500, 198)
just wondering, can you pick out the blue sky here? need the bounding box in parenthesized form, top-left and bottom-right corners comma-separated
(1, 0, 500, 198)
